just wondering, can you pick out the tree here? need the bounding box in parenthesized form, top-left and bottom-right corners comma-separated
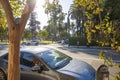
(43, 0, 64, 41)
(70, 4, 85, 37)
(74, 0, 120, 79)
(57, 12, 65, 39)
(28, 11, 40, 39)
(22, 28, 32, 40)
(37, 30, 49, 40)
(104, 0, 120, 50)
(105, 0, 120, 21)
(0, 0, 36, 80)
(0, 4, 7, 41)
(70, 22, 75, 37)
(0, 27, 8, 41)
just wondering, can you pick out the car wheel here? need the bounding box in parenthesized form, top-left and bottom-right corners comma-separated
(0, 69, 6, 80)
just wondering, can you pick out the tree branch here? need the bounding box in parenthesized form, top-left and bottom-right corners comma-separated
(0, 0, 15, 27)
(20, 0, 36, 35)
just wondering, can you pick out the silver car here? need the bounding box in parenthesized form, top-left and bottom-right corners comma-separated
(0, 47, 95, 80)
(26, 40, 39, 46)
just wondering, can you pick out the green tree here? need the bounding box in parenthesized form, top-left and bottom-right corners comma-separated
(57, 12, 65, 39)
(37, 30, 49, 40)
(0, 3, 7, 39)
(70, 22, 75, 37)
(105, 0, 120, 21)
(104, 0, 120, 49)
(74, 0, 120, 79)
(0, 27, 8, 41)
(70, 4, 85, 37)
(22, 28, 32, 40)
(44, 0, 64, 41)
(28, 11, 41, 39)
(0, 0, 36, 80)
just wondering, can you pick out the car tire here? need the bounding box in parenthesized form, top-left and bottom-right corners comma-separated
(0, 69, 6, 80)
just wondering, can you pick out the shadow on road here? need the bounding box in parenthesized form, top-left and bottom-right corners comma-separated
(57, 46, 120, 63)
(0, 44, 8, 50)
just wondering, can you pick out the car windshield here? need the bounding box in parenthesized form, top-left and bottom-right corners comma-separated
(37, 49, 72, 70)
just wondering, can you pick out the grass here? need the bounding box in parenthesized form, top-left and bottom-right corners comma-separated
(0, 40, 55, 45)
(0, 40, 8, 44)
(40, 40, 54, 44)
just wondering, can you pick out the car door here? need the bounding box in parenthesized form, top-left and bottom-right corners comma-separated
(20, 52, 58, 80)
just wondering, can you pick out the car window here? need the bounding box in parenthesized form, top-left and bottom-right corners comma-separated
(37, 50, 72, 70)
(3, 53, 21, 60)
(20, 52, 35, 67)
(20, 52, 44, 68)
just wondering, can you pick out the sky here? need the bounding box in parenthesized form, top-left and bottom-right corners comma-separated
(34, 0, 73, 29)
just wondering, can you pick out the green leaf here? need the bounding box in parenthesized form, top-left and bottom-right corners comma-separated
(95, 25, 100, 30)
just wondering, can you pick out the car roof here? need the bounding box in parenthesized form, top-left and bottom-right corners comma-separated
(0, 47, 52, 57)
(20, 47, 51, 54)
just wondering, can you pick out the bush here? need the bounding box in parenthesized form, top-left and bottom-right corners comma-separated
(69, 37, 87, 46)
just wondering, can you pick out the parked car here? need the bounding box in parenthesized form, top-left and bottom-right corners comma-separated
(0, 47, 95, 80)
(26, 40, 39, 46)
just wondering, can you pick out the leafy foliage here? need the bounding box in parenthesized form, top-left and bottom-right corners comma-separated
(22, 28, 32, 40)
(43, 0, 65, 40)
(0, 4, 6, 29)
(10, 0, 25, 18)
(28, 12, 40, 39)
(74, 0, 120, 79)
(37, 30, 49, 39)
(105, 0, 120, 21)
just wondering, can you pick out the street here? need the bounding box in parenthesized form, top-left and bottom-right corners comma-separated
(0, 44, 120, 80)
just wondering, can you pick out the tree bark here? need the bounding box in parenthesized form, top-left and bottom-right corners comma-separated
(0, 0, 36, 80)
(8, 24, 21, 80)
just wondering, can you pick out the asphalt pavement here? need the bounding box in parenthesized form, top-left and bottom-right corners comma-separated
(0, 44, 7, 50)
(63, 45, 120, 63)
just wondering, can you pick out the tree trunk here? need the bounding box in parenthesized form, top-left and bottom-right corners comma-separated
(8, 24, 21, 80)
(0, 1, 36, 80)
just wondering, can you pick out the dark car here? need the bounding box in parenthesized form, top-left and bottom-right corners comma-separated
(0, 47, 95, 80)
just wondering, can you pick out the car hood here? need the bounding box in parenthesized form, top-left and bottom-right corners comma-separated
(57, 59, 95, 80)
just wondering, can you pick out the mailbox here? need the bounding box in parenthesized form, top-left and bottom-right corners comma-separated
(96, 64, 109, 80)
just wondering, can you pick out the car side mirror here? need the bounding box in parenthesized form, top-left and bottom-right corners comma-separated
(32, 65, 47, 73)
(32, 66, 41, 71)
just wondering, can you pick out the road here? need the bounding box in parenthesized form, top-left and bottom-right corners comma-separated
(0, 44, 120, 80)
